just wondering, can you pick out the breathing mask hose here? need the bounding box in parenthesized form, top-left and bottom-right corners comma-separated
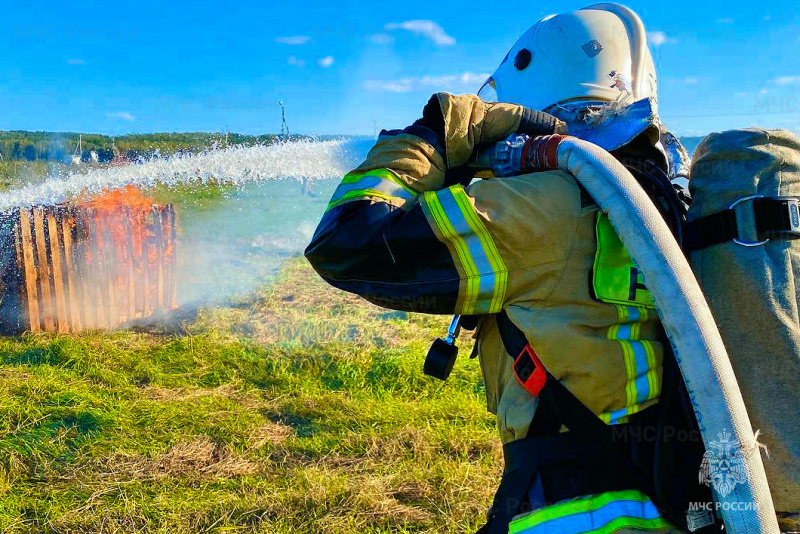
(544, 136, 778, 533)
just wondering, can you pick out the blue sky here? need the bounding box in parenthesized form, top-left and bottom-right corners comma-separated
(0, 0, 798, 137)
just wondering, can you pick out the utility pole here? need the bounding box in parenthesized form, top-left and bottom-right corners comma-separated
(279, 100, 290, 138)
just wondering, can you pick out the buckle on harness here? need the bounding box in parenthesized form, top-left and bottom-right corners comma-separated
(730, 195, 800, 246)
(685, 195, 800, 251)
(730, 195, 769, 247)
(513, 345, 547, 397)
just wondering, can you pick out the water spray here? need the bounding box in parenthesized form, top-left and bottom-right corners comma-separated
(0, 138, 370, 331)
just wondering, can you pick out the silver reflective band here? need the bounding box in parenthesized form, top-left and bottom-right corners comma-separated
(327, 171, 417, 211)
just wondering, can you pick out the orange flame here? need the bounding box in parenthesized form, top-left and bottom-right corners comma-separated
(76, 185, 177, 320)
(80, 184, 156, 213)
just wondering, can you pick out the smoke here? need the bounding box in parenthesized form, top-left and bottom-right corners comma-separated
(176, 178, 339, 305)
(0, 138, 372, 313)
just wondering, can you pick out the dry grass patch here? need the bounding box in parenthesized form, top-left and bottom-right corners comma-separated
(249, 422, 293, 448)
(0, 258, 497, 533)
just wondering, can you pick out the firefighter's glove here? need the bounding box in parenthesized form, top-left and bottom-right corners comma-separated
(413, 92, 566, 170)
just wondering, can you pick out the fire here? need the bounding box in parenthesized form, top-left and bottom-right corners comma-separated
(79, 186, 177, 327)
(6, 186, 178, 333)
(80, 184, 157, 214)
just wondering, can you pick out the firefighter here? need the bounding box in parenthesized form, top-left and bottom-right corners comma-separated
(306, 4, 700, 533)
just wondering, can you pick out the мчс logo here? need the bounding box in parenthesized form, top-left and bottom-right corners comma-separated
(699, 430, 748, 497)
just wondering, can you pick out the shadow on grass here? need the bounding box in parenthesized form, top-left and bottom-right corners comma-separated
(4, 345, 71, 367)
(264, 409, 316, 438)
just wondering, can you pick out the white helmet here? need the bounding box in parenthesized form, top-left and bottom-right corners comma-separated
(479, 3, 657, 114)
(479, 4, 690, 175)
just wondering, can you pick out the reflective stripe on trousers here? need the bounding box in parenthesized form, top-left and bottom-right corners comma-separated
(508, 490, 675, 534)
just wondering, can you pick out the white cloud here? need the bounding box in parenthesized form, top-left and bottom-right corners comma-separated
(275, 36, 311, 45)
(772, 75, 800, 85)
(717, 17, 734, 24)
(66, 58, 86, 65)
(370, 33, 395, 44)
(287, 56, 306, 67)
(364, 80, 414, 93)
(647, 31, 677, 47)
(106, 112, 136, 121)
(422, 72, 488, 87)
(385, 20, 455, 46)
(318, 56, 335, 68)
(365, 72, 489, 93)
(682, 77, 699, 84)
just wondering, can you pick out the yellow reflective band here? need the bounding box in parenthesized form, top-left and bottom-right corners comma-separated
(622, 341, 637, 407)
(420, 185, 508, 315)
(601, 305, 660, 424)
(327, 169, 418, 211)
(340, 169, 418, 195)
(423, 189, 479, 309)
(452, 188, 508, 312)
(644, 340, 661, 402)
(508, 490, 673, 534)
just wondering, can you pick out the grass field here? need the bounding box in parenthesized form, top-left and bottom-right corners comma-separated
(0, 162, 72, 193)
(0, 258, 500, 533)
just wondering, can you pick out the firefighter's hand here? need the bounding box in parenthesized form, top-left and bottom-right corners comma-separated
(415, 93, 565, 170)
(472, 133, 568, 177)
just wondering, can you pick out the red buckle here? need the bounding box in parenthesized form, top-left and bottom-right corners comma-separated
(513, 345, 547, 397)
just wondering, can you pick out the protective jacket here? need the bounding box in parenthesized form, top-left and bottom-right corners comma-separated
(305, 93, 678, 533)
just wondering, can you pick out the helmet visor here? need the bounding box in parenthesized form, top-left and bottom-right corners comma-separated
(477, 78, 498, 103)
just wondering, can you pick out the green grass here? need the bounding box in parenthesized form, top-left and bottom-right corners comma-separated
(0, 162, 71, 193)
(0, 259, 499, 533)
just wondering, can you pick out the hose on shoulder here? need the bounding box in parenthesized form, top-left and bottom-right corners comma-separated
(549, 135, 779, 534)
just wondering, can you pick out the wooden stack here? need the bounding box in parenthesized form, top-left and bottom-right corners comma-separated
(1, 203, 177, 333)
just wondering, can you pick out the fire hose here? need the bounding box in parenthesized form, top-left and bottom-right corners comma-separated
(485, 134, 779, 533)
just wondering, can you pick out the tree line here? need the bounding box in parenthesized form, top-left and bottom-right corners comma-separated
(0, 131, 290, 163)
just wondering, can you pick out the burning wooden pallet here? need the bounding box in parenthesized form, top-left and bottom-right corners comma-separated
(0, 191, 177, 333)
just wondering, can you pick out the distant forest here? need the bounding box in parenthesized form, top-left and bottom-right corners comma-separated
(0, 130, 707, 164)
(0, 131, 293, 163)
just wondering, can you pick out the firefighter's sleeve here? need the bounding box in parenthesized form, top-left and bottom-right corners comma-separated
(305, 93, 561, 314)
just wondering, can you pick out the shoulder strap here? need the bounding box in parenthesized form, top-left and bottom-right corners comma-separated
(495, 310, 612, 441)
(684, 196, 800, 251)
(494, 310, 721, 532)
